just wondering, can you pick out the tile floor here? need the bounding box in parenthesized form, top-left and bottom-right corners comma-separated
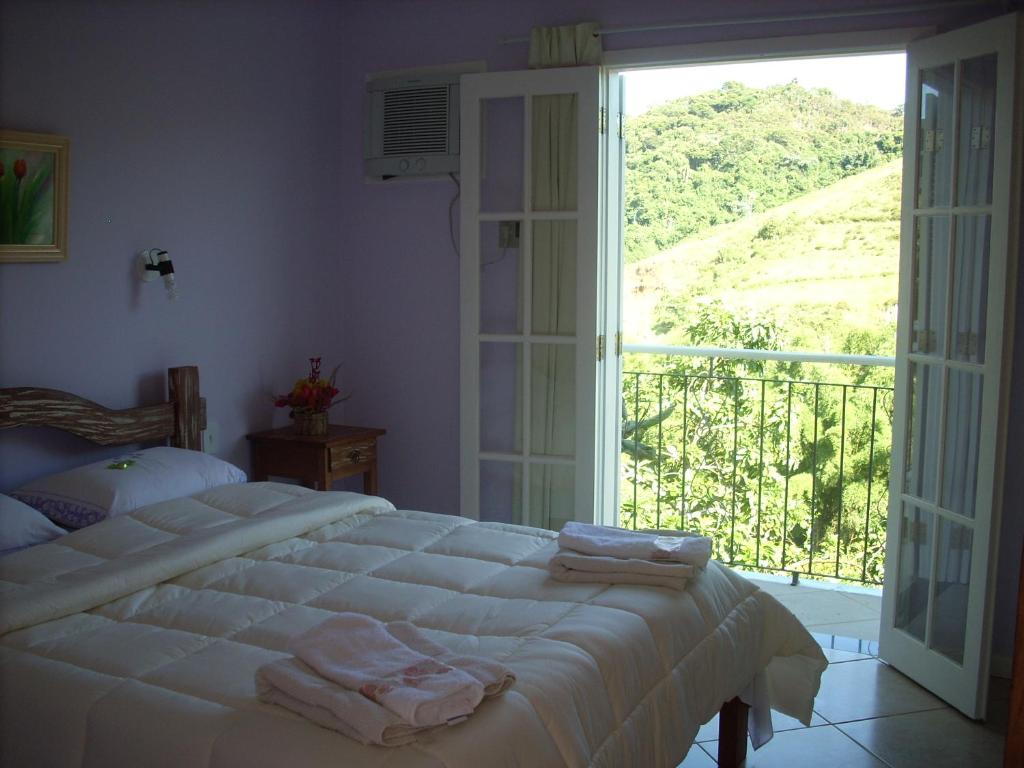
(677, 574, 1010, 767)
(744, 571, 883, 642)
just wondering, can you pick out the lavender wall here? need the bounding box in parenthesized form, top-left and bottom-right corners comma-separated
(0, 0, 348, 487)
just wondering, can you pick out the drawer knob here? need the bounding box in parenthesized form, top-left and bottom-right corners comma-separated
(349, 450, 361, 463)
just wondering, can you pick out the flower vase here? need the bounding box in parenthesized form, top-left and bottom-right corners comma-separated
(293, 411, 328, 436)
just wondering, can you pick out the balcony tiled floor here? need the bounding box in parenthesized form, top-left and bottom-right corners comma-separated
(677, 573, 1010, 767)
(744, 571, 882, 643)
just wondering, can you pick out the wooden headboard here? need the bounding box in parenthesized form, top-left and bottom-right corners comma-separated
(0, 366, 206, 450)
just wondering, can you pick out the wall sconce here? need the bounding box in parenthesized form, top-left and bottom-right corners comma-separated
(138, 248, 177, 300)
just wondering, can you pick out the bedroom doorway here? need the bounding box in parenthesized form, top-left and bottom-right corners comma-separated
(600, 13, 1021, 720)
(612, 51, 903, 646)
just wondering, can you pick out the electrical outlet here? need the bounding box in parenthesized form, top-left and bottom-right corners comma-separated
(498, 221, 520, 248)
(203, 420, 220, 453)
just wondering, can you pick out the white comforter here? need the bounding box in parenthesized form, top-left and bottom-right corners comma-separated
(0, 482, 826, 768)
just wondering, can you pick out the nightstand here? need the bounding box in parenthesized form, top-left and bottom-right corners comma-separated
(246, 424, 386, 494)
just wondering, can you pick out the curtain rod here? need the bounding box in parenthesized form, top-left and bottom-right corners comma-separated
(499, 0, 993, 44)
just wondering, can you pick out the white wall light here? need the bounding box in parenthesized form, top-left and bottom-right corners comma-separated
(137, 248, 177, 300)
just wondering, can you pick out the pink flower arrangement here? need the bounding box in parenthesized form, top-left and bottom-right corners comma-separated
(274, 357, 345, 415)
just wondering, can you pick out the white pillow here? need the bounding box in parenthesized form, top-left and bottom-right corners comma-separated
(0, 493, 65, 553)
(12, 446, 247, 528)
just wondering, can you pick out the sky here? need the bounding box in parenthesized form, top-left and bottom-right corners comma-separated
(623, 53, 907, 115)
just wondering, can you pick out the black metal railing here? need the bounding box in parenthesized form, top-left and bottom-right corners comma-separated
(621, 351, 894, 585)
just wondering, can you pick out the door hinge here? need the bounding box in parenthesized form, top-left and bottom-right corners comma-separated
(914, 329, 936, 354)
(923, 129, 944, 153)
(615, 331, 623, 357)
(901, 516, 929, 544)
(599, 106, 607, 135)
(597, 334, 606, 361)
(970, 125, 991, 150)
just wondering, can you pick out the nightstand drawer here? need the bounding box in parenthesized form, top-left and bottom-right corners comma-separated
(247, 424, 386, 494)
(330, 440, 376, 471)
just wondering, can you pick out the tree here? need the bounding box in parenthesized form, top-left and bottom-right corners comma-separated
(622, 302, 893, 583)
(623, 81, 902, 263)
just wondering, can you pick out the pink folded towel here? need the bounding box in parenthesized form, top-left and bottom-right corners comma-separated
(558, 521, 712, 567)
(387, 621, 515, 698)
(258, 614, 516, 745)
(289, 613, 498, 728)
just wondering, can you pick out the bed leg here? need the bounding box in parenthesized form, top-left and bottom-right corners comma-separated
(717, 696, 749, 768)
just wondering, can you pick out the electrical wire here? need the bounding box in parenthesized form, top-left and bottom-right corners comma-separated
(448, 172, 461, 258)
(482, 248, 509, 268)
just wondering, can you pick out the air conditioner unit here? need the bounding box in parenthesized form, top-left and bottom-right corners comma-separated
(365, 71, 461, 180)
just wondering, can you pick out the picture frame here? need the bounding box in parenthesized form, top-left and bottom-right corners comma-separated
(0, 130, 69, 263)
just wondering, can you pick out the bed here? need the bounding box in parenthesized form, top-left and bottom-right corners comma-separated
(0, 367, 827, 768)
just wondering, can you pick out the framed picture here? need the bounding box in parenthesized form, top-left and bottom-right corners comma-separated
(0, 130, 69, 263)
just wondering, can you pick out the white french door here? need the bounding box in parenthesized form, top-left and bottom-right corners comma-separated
(879, 13, 1021, 719)
(459, 67, 605, 528)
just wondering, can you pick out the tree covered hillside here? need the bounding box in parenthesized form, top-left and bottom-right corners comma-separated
(624, 81, 903, 261)
(627, 160, 902, 357)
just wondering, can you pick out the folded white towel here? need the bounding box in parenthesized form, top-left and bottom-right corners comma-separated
(257, 657, 430, 746)
(289, 613, 487, 727)
(549, 548, 696, 591)
(258, 617, 516, 745)
(558, 521, 712, 567)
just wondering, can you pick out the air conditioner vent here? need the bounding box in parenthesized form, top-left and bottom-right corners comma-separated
(382, 87, 450, 155)
(365, 67, 471, 180)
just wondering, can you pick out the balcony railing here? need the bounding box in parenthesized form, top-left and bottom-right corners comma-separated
(621, 346, 895, 585)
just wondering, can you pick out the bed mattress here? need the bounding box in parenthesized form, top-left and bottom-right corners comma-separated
(0, 482, 826, 767)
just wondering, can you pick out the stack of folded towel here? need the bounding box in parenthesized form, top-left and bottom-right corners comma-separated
(256, 612, 515, 747)
(548, 521, 712, 591)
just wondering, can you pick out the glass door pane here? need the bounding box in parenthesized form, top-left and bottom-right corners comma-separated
(894, 504, 933, 643)
(916, 64, 955, 208)
(531, 94, 578, 212)
(530, 344, 575, 457)
(903, 363, 942, 502)
(480, 461, 521, 524)
(528, 464, 574, 530)
(911, 216, 949, 356)
(480, 97, 524, 213)
(956, 55, 997, 207)
(480, 221, 523, 334)
(531, 221, 577, 336)
(940, 369, 983, 518)
(480, 342, 522, 453)
(950, 215, 990, 363)
(931, 517, 972, 663)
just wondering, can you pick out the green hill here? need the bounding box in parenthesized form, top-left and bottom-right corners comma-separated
(625, 159, 902, 357)
(625, 80, 903, 262)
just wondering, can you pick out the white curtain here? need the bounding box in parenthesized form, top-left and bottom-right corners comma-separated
(528, 22, 602, 70)
(525, 22, 600, 529)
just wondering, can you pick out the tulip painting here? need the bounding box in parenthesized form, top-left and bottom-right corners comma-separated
(0, 131, 68, 262)
(0, 149, 55, 245)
